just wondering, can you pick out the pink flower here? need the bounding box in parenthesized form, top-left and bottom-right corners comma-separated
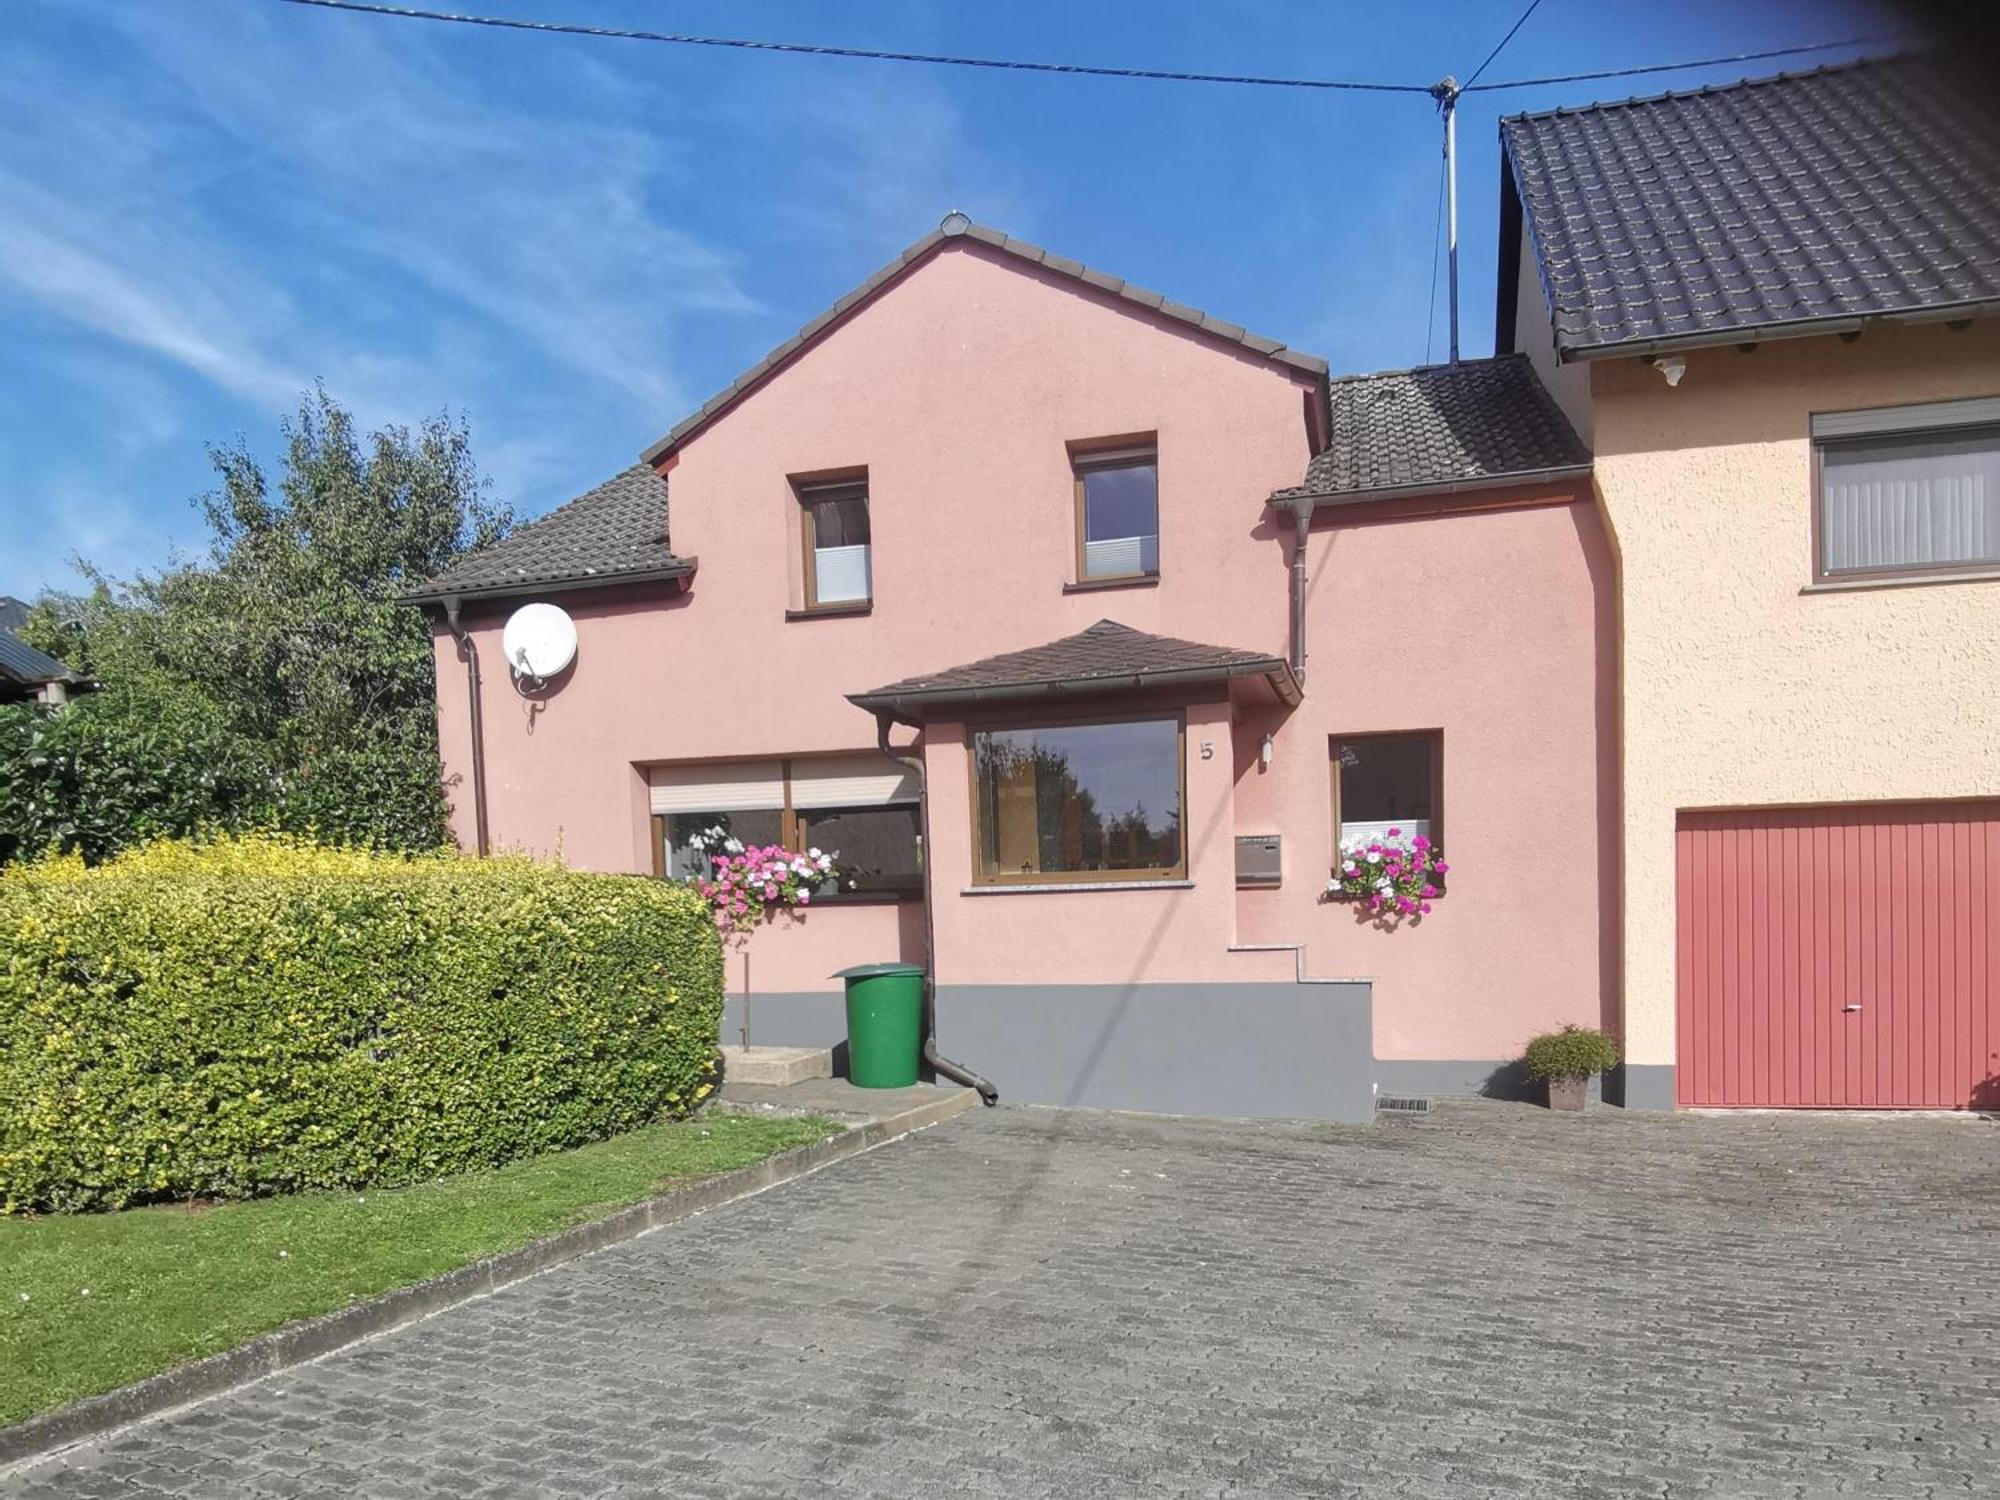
(798, 889, 811, 905)
(763, 883, 778, 900)
(1422, 884, 1437, 898)
(1419, 901, 1433, 914)
(1412, 834, 1430, 850)
(1396, 896, 1414, 914)
(1432, 861, 1449, 874)
(1387, 826, 1401, 837)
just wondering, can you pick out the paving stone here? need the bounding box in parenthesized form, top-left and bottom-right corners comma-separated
(5, 1103, 1997, 1496)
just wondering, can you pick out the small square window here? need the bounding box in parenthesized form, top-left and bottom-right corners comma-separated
(798, 477, 871, 607)
(1333, 733, 1440, 859)
(1072, 441, 1158, 582)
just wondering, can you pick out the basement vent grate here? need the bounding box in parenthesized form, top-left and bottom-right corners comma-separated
(1375, 1095, 1431, 1117)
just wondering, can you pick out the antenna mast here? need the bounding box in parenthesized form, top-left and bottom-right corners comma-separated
(1429, 76, 1462, 364)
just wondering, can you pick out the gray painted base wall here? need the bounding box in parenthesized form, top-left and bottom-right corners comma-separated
(724, 987, 1677, 1117)
(935, 983, 1375, 1123)
(1605, 1062, 1676, 1110)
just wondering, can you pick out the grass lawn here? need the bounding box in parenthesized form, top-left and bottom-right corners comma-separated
(0, 1110, 839, 1427)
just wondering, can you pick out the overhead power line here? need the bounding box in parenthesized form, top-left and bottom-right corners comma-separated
(1463, 0, 1546, 92)
(264, 0, 1429, 91)
(268, 0, 1899, 96)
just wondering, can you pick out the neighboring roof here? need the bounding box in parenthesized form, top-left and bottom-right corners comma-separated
(406, 465, 693, 604)
(0, 596, 81, 689)
(641, 215, 1330, 464)
(1270, 354, 1590, 505)
(1502, 55, 2000, 359)
(849, 619, 1299, 718)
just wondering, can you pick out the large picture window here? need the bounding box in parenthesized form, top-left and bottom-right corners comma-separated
(651, 754, 920, 898)
(971, 716, 1184, 884)
(1814, 399, 2000, 580)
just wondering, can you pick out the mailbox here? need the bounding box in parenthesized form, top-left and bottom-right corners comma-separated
(1235, 834, 1282, 888)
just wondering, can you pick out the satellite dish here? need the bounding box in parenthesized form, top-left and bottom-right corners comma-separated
(501, 602, 577, 686)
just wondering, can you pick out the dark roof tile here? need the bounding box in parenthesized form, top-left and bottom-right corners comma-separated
(850, 619, 1295, 713)
(1503, 55, 2000, 356)
(1272, 354, 1590, 502)
(408, 464, 689, 603)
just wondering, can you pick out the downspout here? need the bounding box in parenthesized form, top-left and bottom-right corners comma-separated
(874, 712, 998, 1106)
(1288, 500, 1313, 686)
(441, 596, 490, 857)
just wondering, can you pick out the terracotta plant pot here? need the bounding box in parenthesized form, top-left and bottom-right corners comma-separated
(1546, 1074, 1588, 1112)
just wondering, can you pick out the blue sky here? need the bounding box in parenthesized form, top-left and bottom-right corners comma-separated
(2, 0, 1895, 597)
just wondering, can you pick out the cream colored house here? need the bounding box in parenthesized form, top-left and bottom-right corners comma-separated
(1499, 56, 2000, 1109)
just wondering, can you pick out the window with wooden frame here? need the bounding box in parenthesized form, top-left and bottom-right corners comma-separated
(1331, 732, 1441, 866)
(796, 475, 872, 608)
(970, 714, 1185, 884)
(1812, 398, 2000, 581)
(649, 754, 920, 899)
(1071, 437, 1158, 583)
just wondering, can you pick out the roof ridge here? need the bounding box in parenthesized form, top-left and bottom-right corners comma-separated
(639, 215, 1328, 465)
(1499, 49, 1917, 126)
(1326, 352, 1528, 385)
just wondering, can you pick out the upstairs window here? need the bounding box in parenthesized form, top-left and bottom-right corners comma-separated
(1815, 399, 2000, 580)
(798, 476, 872, 607)
(971, 716, 1184, 884)
(1072, 439, 1159, 582)
(1333, 733, 1439, 857)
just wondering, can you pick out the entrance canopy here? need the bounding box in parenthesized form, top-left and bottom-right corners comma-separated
(848, 618, 1299, 722)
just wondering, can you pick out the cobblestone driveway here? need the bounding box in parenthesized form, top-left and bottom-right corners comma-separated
(8, 1103, 1998, 1498)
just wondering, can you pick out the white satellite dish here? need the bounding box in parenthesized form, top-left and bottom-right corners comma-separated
(501, 602, 577, 686)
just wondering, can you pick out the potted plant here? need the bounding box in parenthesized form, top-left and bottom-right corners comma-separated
(1523, 1025, 1619, 1112)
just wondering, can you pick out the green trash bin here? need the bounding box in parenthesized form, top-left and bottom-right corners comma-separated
(832, 962, 925, 1088)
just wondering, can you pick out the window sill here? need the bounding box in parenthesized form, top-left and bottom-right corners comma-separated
(1802, 568, 2000, 594)
(806, 891, 918, 907)
(960, 878, 1193, 896)
(1063, 574, 1160, 595)
(786, 602, 873, 620)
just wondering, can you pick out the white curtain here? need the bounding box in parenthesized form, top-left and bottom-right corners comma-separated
(813, 544, 871, 603)
(1821, 429, 2000, 573)
(1083, 533, 1159, 578)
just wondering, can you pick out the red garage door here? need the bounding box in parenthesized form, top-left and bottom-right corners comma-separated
(1676, 802, 2000, 1109)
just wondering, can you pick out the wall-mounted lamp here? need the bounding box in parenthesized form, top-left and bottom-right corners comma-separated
(1655, 354, 1686, 387)
(1259, 733, 1275, 769)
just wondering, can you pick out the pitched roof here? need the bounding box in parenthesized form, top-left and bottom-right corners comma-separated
(406, 465, 692, 604)
(849, 619, 1298, 717)
(0, 597, 81, 689)
(641, 215, 1329, 464)
(1270, 355, 1589, 505)
(1502, 55, 2000, 359)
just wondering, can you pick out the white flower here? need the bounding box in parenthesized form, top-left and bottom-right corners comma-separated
(1341, 860, 1358, 875)
(1375, 878, 1393, 892)
(724, 838, 743, 854)
(1365, 851, 1382, 864)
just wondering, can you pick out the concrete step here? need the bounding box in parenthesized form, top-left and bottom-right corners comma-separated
(721, 1044, 834, 1087)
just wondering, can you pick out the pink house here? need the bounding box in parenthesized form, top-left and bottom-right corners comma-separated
(411, 216, 1611, 1120)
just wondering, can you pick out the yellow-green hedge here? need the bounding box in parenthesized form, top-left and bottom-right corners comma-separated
(0, 835, 723, 1212)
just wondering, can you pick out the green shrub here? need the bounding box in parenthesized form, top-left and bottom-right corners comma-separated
(0, 835, 723, 1212)
(1522, 1024, 1620, 1082)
